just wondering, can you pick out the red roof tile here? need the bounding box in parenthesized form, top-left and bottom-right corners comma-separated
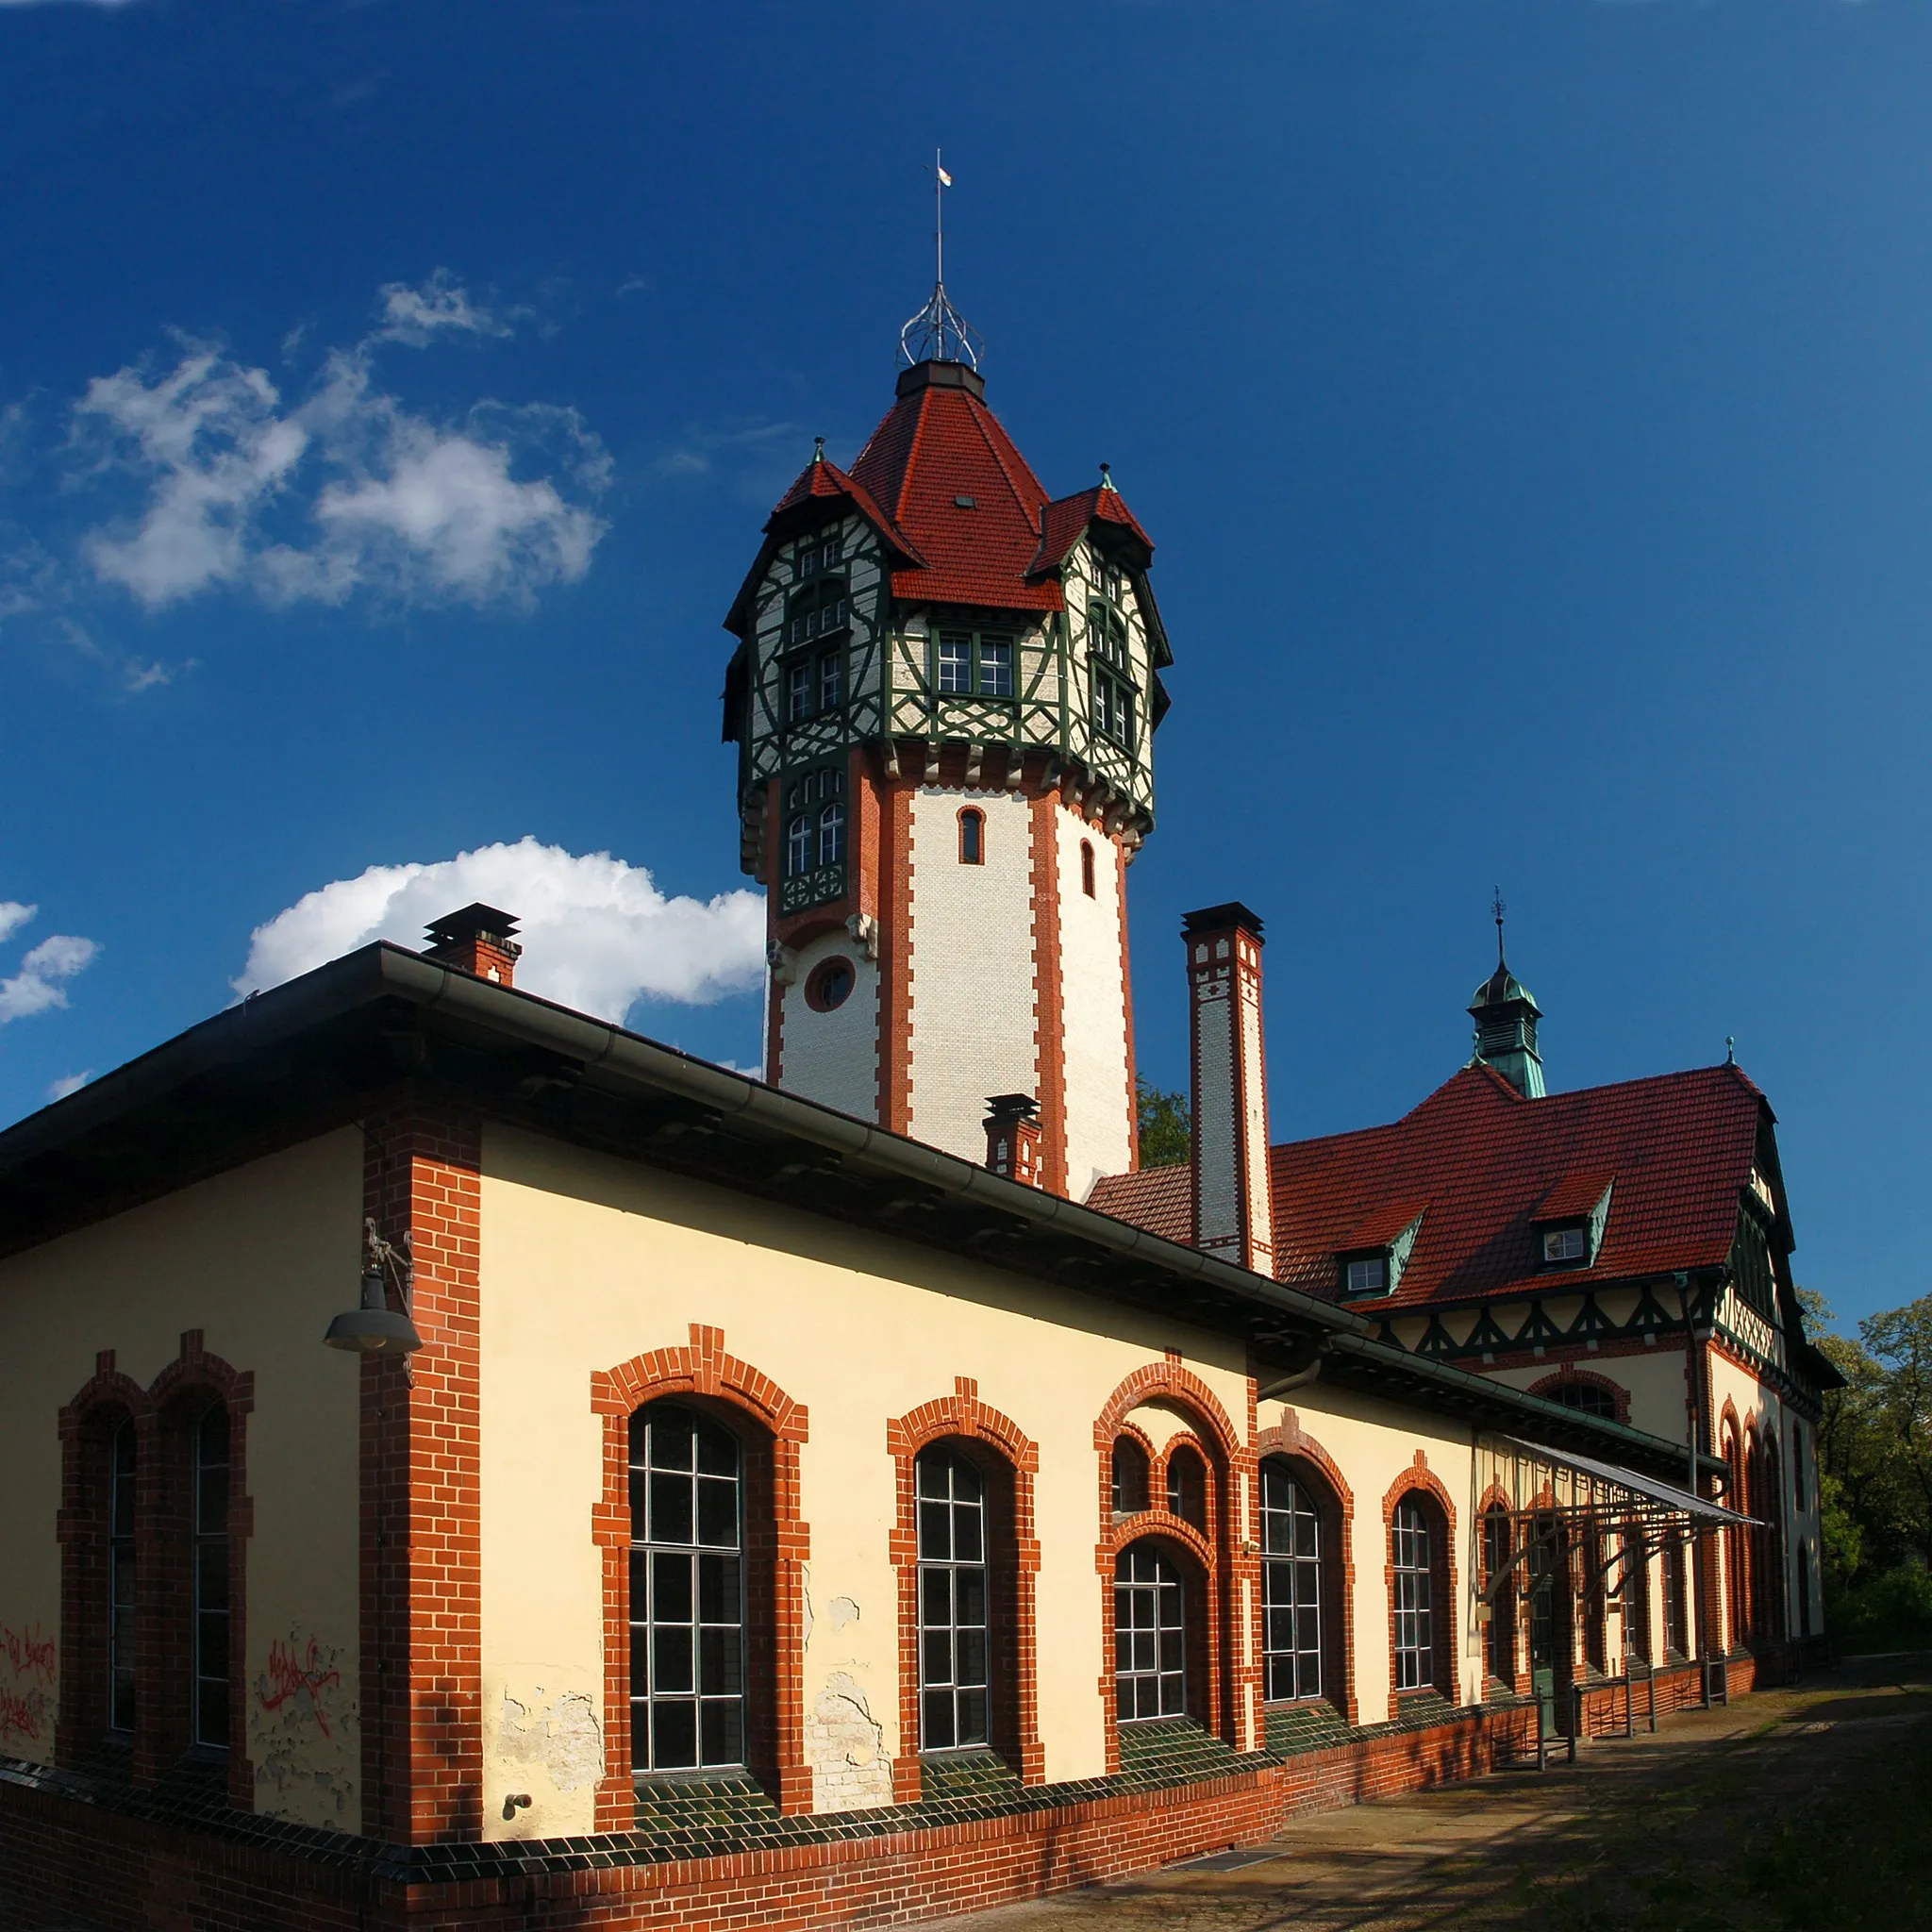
(848, 364, 1065, 611)
(1030, 483, 1155, 577)
(1089, 1062, 1769, 1309)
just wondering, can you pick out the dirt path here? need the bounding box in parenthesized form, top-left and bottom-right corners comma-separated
(935, 1657, 1932, 1932)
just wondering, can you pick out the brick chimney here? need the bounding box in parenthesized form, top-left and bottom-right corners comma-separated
(424, 904, 523, 987)
(984, 1093, 1044, 1190)
(1184, 903, 1274, 1275)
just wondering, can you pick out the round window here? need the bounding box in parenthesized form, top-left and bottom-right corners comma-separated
(805, 957, 856, 1012)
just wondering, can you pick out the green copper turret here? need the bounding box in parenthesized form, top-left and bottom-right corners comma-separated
(1469, 908, 1545, 1098)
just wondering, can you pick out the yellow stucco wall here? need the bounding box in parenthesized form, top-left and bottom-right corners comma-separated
(0, 1130, 363, 1825)
(477, 1124, 1486, 1840)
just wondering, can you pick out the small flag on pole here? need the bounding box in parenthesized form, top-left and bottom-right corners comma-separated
(936, 165, 953, 187)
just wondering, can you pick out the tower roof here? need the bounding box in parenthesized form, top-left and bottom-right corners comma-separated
(724, 360, 1159, 638)
(1471, 959, 1541, 1015)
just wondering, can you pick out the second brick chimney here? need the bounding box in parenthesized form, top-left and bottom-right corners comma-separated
(983, 1093, 1045, 1190)
(1184, 903, 1274, 1275)
(424, 904, 523, 987)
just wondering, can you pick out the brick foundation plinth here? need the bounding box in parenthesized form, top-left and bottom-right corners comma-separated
(0, 1689, 1696, 1932)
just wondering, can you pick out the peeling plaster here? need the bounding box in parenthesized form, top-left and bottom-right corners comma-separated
(827, 1595, 859, 1631)
(497, 1686, 603, 1799)
(251, 1631, 357, 1824)
(805, 1671, 892, 1812)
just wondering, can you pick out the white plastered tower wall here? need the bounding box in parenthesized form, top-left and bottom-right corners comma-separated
(902, 786, 1040, 1159)
(774, 929, 881, 1122)
(1053, 803, 1135, 1201)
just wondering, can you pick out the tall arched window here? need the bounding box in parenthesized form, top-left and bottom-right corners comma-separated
(1661, 1532, 1690, 1658)
(916, 1447, 989, 1752)
(958, 808, 984, 865)
(192, 1404, 230, 1750)
(1621, 1524, 1651, 1666)
(1482, 1503, 1516, 1690)
(1080, 841, 1095, 897)
(109, 1418, 137, 1735)
(1114, 1542, 1185, 1721)
(817, 800, 845, 869)
(1391, 1497, 1435, 1691)
(786, 814, 811, 879)
(1260, 1462, 1323, 1701)
(1110, 1437, 1149, 1514)
(629, 1401, 746, 1773)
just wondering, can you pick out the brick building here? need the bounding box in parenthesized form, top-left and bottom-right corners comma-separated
(0, 299, 1832, 1930)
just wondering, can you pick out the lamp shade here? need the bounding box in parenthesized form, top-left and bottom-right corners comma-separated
(324, 1307, 424, 1354)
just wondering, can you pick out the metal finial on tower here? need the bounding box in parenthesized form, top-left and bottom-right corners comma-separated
(1491, 887, 1507, 968)
(899, 148, 985, 370)
(1099, 461, 1114, 491)
(814, 435, 825, 463)
(1725, 1035, 1737, 1066)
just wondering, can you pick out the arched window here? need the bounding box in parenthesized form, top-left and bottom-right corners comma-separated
(786, 814, 811, 879)
(786, 575, 849, 646)
(192, 1404, 231, 1750)
(1541, 1379, 1620, 1421)
(1621, 1524, 1651, 1666)
(1110, 1437, 1149, 1514)
(1391, 1497, 1436, 1691)
(629, 1401, 745, 1773)
(108, 1418, 137, 1735)
(1165, 1444, 1207, 1530)
(1482, 1503, 1516, 1690)
(958, 808, 984, 866)
(1088, 601, 1137, 750)
(1661, 1532, 1690, 1658)
(1080, 841, 1095, 898)
(1260, 1461, 1323, 1702)
(817, 800, 845, 869)
(915, 1447, 989, 1752)
(1114, 1542, 1185, 1721)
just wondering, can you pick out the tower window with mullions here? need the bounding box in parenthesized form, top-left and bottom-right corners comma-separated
(916, 1447, 990, 1751)
(628, 1402, 746, 1773)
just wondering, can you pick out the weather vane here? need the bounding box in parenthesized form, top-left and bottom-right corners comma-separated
(899, 147, 985, 370)
(1491, 887, 1507, 967)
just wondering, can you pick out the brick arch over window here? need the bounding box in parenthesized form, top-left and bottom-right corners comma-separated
(886, 1379, 1042, 1800)
(1717, 1402, 1744, 1653)
(1381, 1454, 1459, 1705)
(1092, 1360, 1256, 1767)
(1255, 1418, 1358, 1724)
(1474, 1481, 1526, 1697)
(1526, 1365, 1630, 1425)
(591, 1324, 810, 1825)
(142, 1332, 256, 1803)
(56, 1352, 151, 1770)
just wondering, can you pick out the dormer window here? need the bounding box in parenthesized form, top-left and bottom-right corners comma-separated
(1345, 1257, 1387, 1296)
(1541, 1227, 1587, 1265)
(786, 576, 849, 645)
(794, 534, 842, 579)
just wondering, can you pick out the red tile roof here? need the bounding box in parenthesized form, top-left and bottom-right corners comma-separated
(1089, 1062, 1770, 1310)
(1029, 482, 1155, 577)
(847, 364, 1063, 611)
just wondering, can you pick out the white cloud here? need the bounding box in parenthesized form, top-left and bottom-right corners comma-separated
(234, 837, 765, 1024)
(73, 275, 608, 612)
(0, 924, 101, 1024)
(47, 1071, 92, 1101)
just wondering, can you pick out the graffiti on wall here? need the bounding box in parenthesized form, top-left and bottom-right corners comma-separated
(251, 1631, 356, 1824)
(0, 1622, 56, 1751)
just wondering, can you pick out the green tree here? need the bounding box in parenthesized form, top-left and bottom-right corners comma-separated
(1136, 1077, 1191, 1169)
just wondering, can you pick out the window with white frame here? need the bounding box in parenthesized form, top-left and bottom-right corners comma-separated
(1391, 1497, 1434, 1691)
(934, 630, 1016, 699)
(916, 1447, 990, 1752)
(1114, 1542, 1185, 1721)
(628, 1401, 746, 1773)
(1260, 1462, 1323, 1702)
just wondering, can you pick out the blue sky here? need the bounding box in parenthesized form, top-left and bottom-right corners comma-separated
(2, 0, 1927, 1330)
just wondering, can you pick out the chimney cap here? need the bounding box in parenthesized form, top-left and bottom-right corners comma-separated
(984, 1092, 1041, 1124)
(1181, 902, 1265, 941)
(425, 903, 524, 956)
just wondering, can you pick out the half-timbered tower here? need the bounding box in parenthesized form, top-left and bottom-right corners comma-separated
(722, 341, 1169, 1200)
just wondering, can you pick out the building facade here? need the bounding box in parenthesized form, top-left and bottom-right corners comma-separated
(0, 326, 1830, 1932)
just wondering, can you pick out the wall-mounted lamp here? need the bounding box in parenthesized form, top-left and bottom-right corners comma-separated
(325, 1219, 424, 1354)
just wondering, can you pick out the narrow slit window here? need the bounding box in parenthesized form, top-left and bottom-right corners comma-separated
(1391, 1497, 1434, 1691)
(192, 1404, 231, 1750)
(108, 1419, 137, 1735)
(1080, 841, 1095, 898)
(916, 1448, 990, 1751)
(958, 808, 984, 865)
(629, 1402, 746, 1773)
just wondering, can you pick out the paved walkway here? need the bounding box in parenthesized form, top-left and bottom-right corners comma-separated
(936, 1657, 1932, 1932)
